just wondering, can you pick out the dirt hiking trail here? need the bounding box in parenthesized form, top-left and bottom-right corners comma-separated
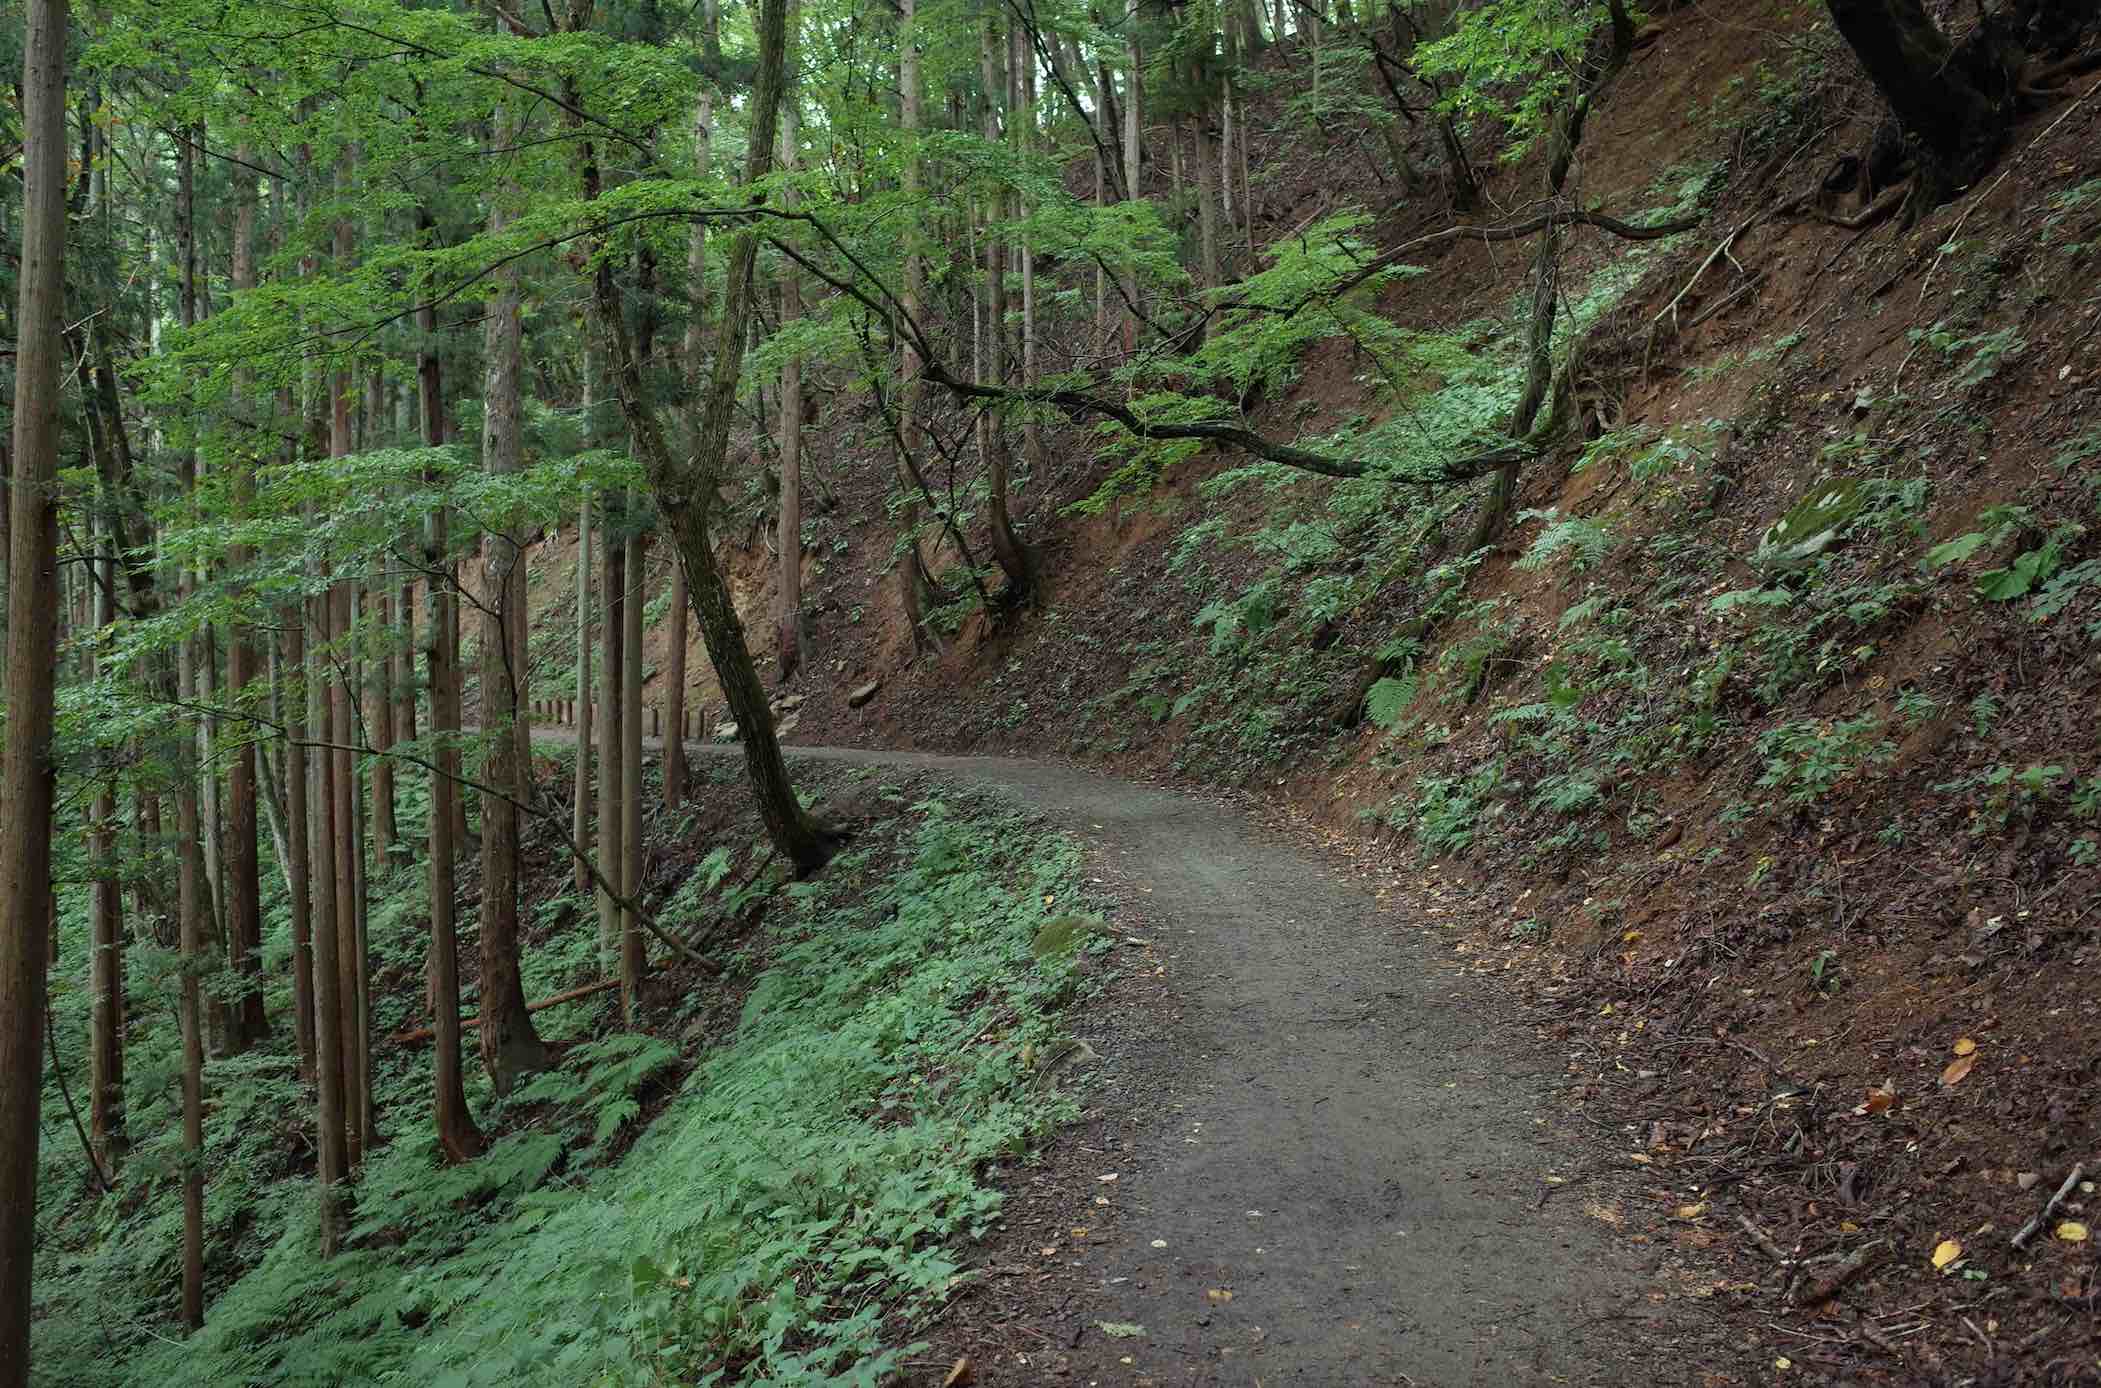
(649, 739, 1685, 1383)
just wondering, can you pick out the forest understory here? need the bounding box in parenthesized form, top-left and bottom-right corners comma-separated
(10, 0, 2101, 1383)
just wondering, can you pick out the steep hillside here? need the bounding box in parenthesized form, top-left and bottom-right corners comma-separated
(517, 4, 2101, 1378)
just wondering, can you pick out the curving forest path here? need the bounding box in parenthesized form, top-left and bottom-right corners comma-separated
(607, 738, 1678, 1383)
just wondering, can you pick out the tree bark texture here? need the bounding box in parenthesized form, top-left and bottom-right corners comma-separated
(1, 1, 68, 1365)
(573, 486, 596, 890)
(477, 178, 548, 1096)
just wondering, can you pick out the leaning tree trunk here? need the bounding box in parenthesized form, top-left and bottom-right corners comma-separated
(593, 0, 839, 876)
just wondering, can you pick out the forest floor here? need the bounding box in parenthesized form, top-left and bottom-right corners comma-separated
(648, 741, 1756, 1386)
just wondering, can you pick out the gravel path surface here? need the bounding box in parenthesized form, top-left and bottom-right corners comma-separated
(558, 734, 1670, 1384)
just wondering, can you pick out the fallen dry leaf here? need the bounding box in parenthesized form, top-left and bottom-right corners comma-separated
(942, 1357, 974, 1388)
(1674, 1203, 1708, 1220)
(1953, 1037, 1978, 1056)
(1932, 1239, 1963, 1270)
(1864, 1084, 1898, 1115)
(1206, 1288, 1234, 1303)
(2057, 1221, 2090, 1243)
(1941, 1053, 1977, 1087)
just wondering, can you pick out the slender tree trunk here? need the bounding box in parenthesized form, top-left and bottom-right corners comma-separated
(277, 616, 318, 1081)
(620, 528, 646, 1019)
(777, 103, 806, 682)
(573, 485, 595, 889)
(1015, 19, 1045, 475)
(369, 580, 397, 865)
(294, 157, 351, 1242)
(665, 91, 708, 804)
(1123, 12, 1143, 357)
(597, 515, 626, 967)
(424, 502, 482, 1161)
(306, 569, 348, 1247)
(477, 167, 548, 1095)
(592, 0, 837, 875)
(88, 541, 125, 1170)
(981, 15, 1032, 597)
(895, 0, 943, 652)
(663, 562, 691, 798)
(225, 147, 266, 1054)
(1470, 0, 1634, 548)
(395, 581, 417, 750)
(416, 285, 480, 1158)
(1194, 60, 1221, 310)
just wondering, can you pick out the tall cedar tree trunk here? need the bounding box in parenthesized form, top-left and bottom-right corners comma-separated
(301, 169, 350, 1246)
(279, 606, 318, 1081)
(420, 279, 482, 1160)
(895, 0, 944, 653)
(1014, 21, 1045, 474)
(364, 371, 397, 868)
(1122, 5, 1143, 357)
(330, 168, 368, 1164)
(593, 0, 840, 875)
(777, 99, 806, 682)
(176, 121, 219, 1316)
(477, 171, 549, 1094)
(226, 147, 267, 1053)
(88, 544, 125, 1170)
(573, 481, 595, 889)
(621, 525, 646, 1017)
(979, 14, 1032, 598)
(597, 507, 626, 965)
(622, 232, 658, 1015)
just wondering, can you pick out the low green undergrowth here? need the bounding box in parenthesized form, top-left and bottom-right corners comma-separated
(51, 790, 1088, 1387)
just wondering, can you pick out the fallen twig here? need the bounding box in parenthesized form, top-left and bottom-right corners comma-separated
(391, 977, 622, 1044)
(2011, 1161, 2086, 1250)
(1793, 1243, 1879, 1305)
(1739, 1213, 1793, 1265)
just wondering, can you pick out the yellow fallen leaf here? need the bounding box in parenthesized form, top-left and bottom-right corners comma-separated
(1932, 1238, 1963, 1270)
(1775, 1357, 1792, 1370)
(1953, 1037, 1978, 1056)
(2057, 1221, 2090, 1243)
(1628, 1152, 1654, 1164)
(1941, 1053, 1977, 1087)
(1206, 1288, 1234, 1303)
(1675, 1203, 1708, 1219)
